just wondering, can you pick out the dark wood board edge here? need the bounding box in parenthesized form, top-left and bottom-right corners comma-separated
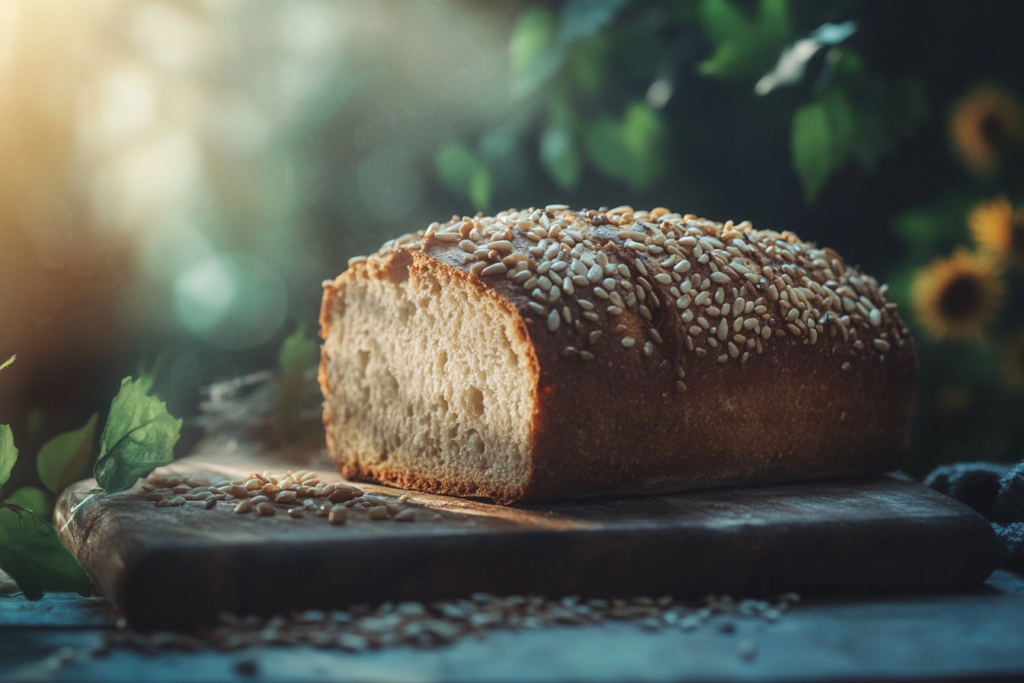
(107, 506, 996, 630)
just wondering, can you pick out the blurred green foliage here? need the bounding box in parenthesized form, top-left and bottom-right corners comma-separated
(276, 324, 319, 446)
(697, 0, 790, 79)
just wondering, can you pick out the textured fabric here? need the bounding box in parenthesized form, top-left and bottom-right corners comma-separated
(926, 460, 1024, 570)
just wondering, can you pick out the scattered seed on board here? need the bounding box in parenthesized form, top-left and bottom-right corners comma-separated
(329, 506, 347, 525)
(368, 506, 390, 521)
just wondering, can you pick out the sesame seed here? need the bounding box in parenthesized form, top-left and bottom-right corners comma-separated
(717, 320, 728, 340)
(607, 305, 624, 316)
(787, 324, 802, 336)
(676, 381, 687, 393)
(582, 311, 599, 321)
(588, 330, 603, 344)
(639, 304, 652, 320)
(527, 302, 546, 316)
(593, 287, 610, 300)
(621, 337, 636, 348)
(873, 338, 891, 352)
(648, 328, 662, 344)
(743, 318, 758, 330)
(579, 351, 594, 360)
(603, 277, 617, 291)
(546, 204, 569, 211)
(561, 346, 578, 358)
(635, 260, 649, 276)
(587, 264, 603, 283)
(728, 342, 739, 358)
(546, 310, 561, 332)
(654, 273, 672, 285)
(480, 263, 507, 277)
(578, 299, 594, 311)
(717, 354, 728, 363)
(842, 362, 851, 371)
(869, 309, 882, 327)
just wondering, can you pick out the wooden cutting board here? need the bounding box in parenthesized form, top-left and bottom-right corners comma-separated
(55, 436, 998, 631)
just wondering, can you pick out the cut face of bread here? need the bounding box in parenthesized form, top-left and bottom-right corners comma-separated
(320, 250, 537, 501)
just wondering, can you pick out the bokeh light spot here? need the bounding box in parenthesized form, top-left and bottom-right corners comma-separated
(172, 254, 287, 349)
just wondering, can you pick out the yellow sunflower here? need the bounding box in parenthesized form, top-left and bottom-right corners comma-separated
(911, 248, 1003, 341)
(949, 85, 1023, 176)
(970, 196, 1024, 262)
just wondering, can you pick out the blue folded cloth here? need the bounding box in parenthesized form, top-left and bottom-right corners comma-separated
(925, 460, 1024, 571)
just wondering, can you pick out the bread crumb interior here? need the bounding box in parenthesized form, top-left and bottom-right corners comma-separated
(323, 255, 534, 496)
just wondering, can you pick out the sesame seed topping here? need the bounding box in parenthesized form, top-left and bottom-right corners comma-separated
(621, 337, 636, 348)
(376, 206, 905, 387)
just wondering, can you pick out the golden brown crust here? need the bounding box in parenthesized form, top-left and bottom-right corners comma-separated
(320, 205, 916, 505)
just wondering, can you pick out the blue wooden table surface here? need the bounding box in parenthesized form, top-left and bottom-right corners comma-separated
(2, 570, 1024, 682)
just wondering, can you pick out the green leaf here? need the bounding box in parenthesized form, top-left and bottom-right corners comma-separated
(3, 486, 51, 520)
(0, 425, 16, 489)
(510, 7, 558, 78)
(568, 35, 609, 94)
(276, 325, 318, 444)
(585, 101, 668, 189)
(0, 355, 13, 373)
(851, 77, 928, 172)
(468, 168, 491, 212)
(0, 507, 92, 599)
(559, 0, 629, 45)
(791, 87, 856, 203)
(436, 144, 479, 193)
(698, 0, 791, 79)
(541, 125, 581, 189)
(37, 415, 97, 495)
(94, 377, 181, 493)
(436, 144, 491, 212)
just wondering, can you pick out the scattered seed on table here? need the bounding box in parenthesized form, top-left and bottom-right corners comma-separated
(394, 508, 416, 522)
(368, 506, 389, 521)
(274, 491, 297, 504)
(234, 500, 253, 514)
(256, 503, 276, 517)
(329, 488, 357, 504)
(227, 485, 249, 499)
(328, 506, 347, 525)
(204, 499, 217, 510)
(287, 508, 304, 519)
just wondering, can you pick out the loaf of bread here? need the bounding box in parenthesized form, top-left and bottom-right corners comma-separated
(319, 205, 915, 504)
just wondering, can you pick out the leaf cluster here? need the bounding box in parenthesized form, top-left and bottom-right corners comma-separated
(0, 369, 181, 599)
